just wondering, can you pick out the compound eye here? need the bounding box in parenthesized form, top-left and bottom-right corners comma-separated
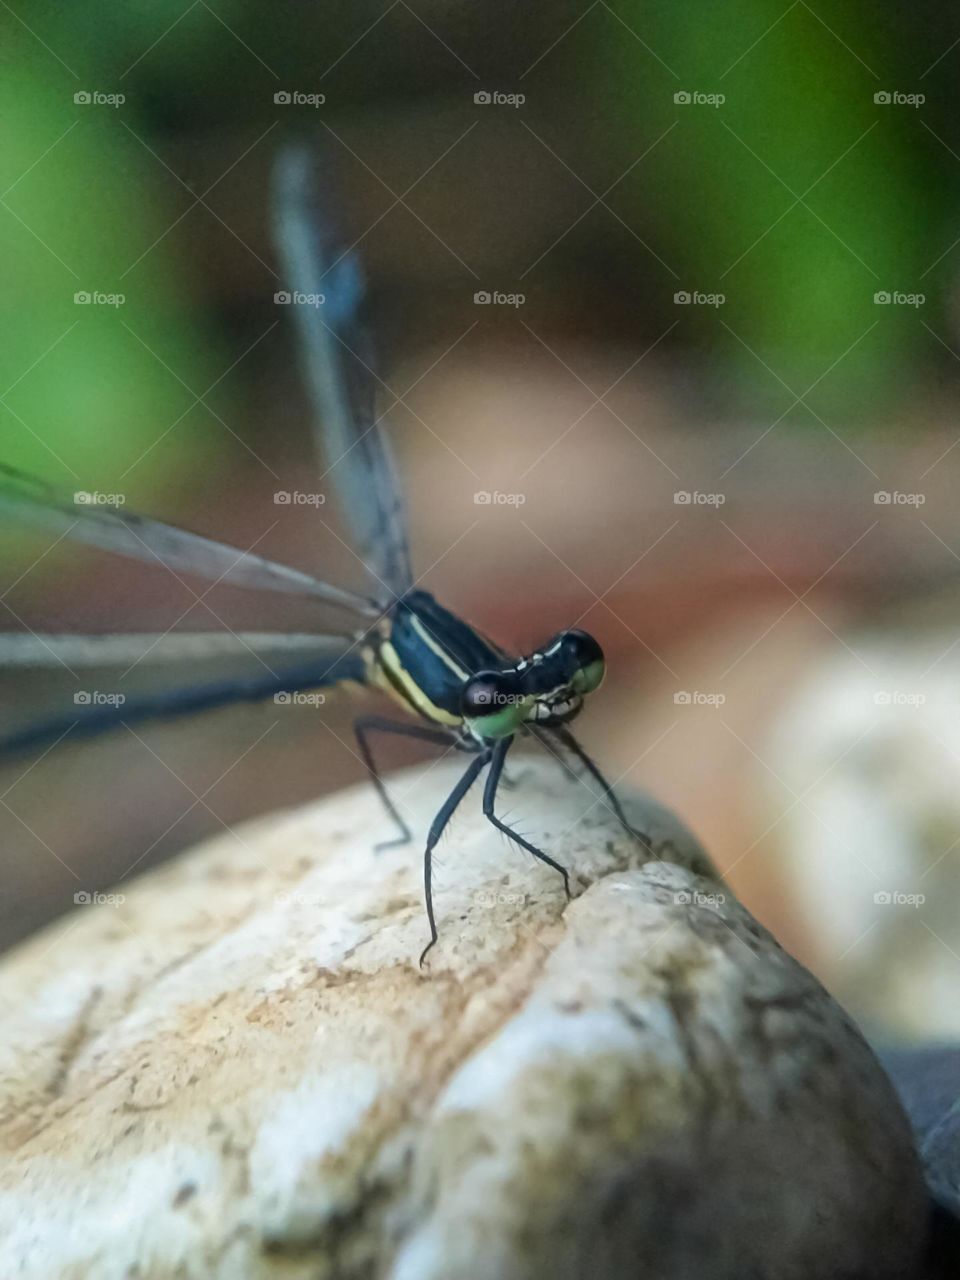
(559, 629, 605, 693)
(461, 670, 528, 739)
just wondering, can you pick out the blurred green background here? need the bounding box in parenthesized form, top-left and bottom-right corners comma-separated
(3, 0, 956, 484)
(4, 0, 960, 1043)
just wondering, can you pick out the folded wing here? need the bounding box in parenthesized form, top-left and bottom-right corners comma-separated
(273, 147, 413, 604)
(0, 631, 367, 757)
(0, 463, 379, 617)
(0, 630, 355, 669)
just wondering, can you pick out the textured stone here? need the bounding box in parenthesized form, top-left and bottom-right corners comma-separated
(0, 757, 927, 1278)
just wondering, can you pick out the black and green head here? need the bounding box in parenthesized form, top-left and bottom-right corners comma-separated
(461, 629, 605, 741)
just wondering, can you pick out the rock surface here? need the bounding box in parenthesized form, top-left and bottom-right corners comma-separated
(764, 632, 960, 1039)
(0, 756, 928, 1278)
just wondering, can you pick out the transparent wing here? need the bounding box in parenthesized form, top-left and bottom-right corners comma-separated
(0, 463, 379, 618)
(0, 636, 367, 758)
(0, 631, 356, 668)
(273, 146, 413, 602)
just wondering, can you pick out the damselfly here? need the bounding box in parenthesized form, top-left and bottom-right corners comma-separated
(0, 149, 645, 963)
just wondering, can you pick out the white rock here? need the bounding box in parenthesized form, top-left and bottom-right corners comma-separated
(0, 757, 927, 1278)
(765, 631, 960, 1037)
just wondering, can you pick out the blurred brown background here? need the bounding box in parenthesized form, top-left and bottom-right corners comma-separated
(3, 0, 960, 1039)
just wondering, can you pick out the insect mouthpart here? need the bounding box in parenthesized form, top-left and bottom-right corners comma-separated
(529, 689, 584, 726)
(511, 629, 605, 729)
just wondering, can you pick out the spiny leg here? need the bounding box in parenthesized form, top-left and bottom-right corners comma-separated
(483, 736, 571, 898)
(354, 715, 458, 851)
(419, 750, 491, 967)
(546, 725, 653, 854)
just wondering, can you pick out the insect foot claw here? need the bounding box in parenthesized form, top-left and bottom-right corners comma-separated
(623, 823, 653, 852)
(374, 835, 411, 853)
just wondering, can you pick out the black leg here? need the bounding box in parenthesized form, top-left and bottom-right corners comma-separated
(419, 750, 491, 967)
(354, 715, 458, 850)
(545, 726, 653, 854)
(483, 736, 571, 898)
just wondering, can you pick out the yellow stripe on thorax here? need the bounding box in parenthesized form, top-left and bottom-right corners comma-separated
(376, 638, 462, 727)
(407, 613, 470, 681)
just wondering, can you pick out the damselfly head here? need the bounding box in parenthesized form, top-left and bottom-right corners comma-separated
(461, 630, 606, 740)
